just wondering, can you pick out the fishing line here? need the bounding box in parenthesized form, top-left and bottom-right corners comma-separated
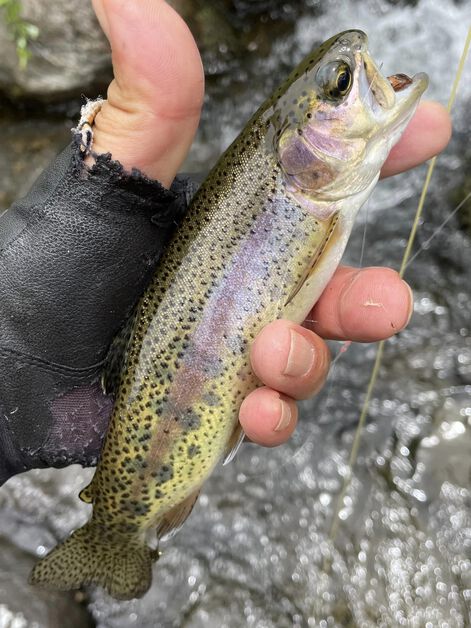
(358, 197, 371, 269)
(327, 26, 471, 546)
(364, 62, 384, 101)
(403, 190, 471, 270)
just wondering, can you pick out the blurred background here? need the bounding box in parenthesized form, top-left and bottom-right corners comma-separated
(0, 0, 470, 626)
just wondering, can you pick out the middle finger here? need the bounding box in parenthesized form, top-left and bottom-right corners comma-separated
(250, 319, 331, 400)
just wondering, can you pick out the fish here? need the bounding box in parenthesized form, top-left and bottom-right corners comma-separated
(30, 30, 428, 600)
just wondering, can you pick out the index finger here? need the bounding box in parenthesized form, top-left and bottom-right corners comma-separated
(306, 266, 413, 342)
(380, 101, 451, 179)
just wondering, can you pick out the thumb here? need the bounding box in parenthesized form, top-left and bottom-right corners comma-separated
(89, 0, 204, 187)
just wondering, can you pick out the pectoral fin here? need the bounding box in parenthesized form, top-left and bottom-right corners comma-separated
(284, 213, 339, 307)
(156, 489, 200, 541)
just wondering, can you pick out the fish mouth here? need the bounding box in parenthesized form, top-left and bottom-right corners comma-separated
(360, 49, 428, 125)
(386, 70, 429, 105)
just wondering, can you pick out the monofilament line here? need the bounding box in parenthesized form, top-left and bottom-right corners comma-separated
(327, 26, 471, 548)
(404, 190, 471, 270)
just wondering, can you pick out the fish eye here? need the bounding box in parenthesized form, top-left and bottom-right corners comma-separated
(316, 61, 352, 100)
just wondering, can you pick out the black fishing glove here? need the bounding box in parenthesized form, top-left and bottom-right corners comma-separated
(0, 129, 197, 487)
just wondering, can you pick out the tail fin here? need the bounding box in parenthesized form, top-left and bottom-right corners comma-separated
(29, 522, 157, 600)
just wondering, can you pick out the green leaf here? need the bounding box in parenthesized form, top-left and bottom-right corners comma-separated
(24, 23, 38, 38)
(0, 0, 40, 70)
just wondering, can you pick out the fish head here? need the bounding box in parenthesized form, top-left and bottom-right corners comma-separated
(270, 30, 428, 214)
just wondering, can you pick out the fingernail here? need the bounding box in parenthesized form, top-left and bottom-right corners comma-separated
(402, 280, 414, 327)
(274, 398, 292, 432)
(283, 329, 315, 377)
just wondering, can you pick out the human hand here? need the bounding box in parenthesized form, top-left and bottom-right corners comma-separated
(89, 0, 451, 446)
(0, 0, 201, 485)
(0, 1, 451, 487)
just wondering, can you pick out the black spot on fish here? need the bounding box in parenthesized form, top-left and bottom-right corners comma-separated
(188, 445, 201, 459)
(181, 409, 201, 431)
(152, 464, 174, 484)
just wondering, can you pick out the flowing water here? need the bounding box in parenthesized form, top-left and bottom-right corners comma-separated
(0, 0, 470, 626)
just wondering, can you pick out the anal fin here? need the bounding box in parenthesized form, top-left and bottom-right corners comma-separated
(156, 489, 200, 541)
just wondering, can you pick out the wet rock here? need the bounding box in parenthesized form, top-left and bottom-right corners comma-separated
(0, 0, 111, 101)
(171, 0, 303, 72)
(0, 537, 93, 628)
(0, 113, 73, 212)
(0, 0, 301, 101)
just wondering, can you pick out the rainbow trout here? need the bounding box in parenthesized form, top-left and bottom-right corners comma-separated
(31, 30, 427, 599)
